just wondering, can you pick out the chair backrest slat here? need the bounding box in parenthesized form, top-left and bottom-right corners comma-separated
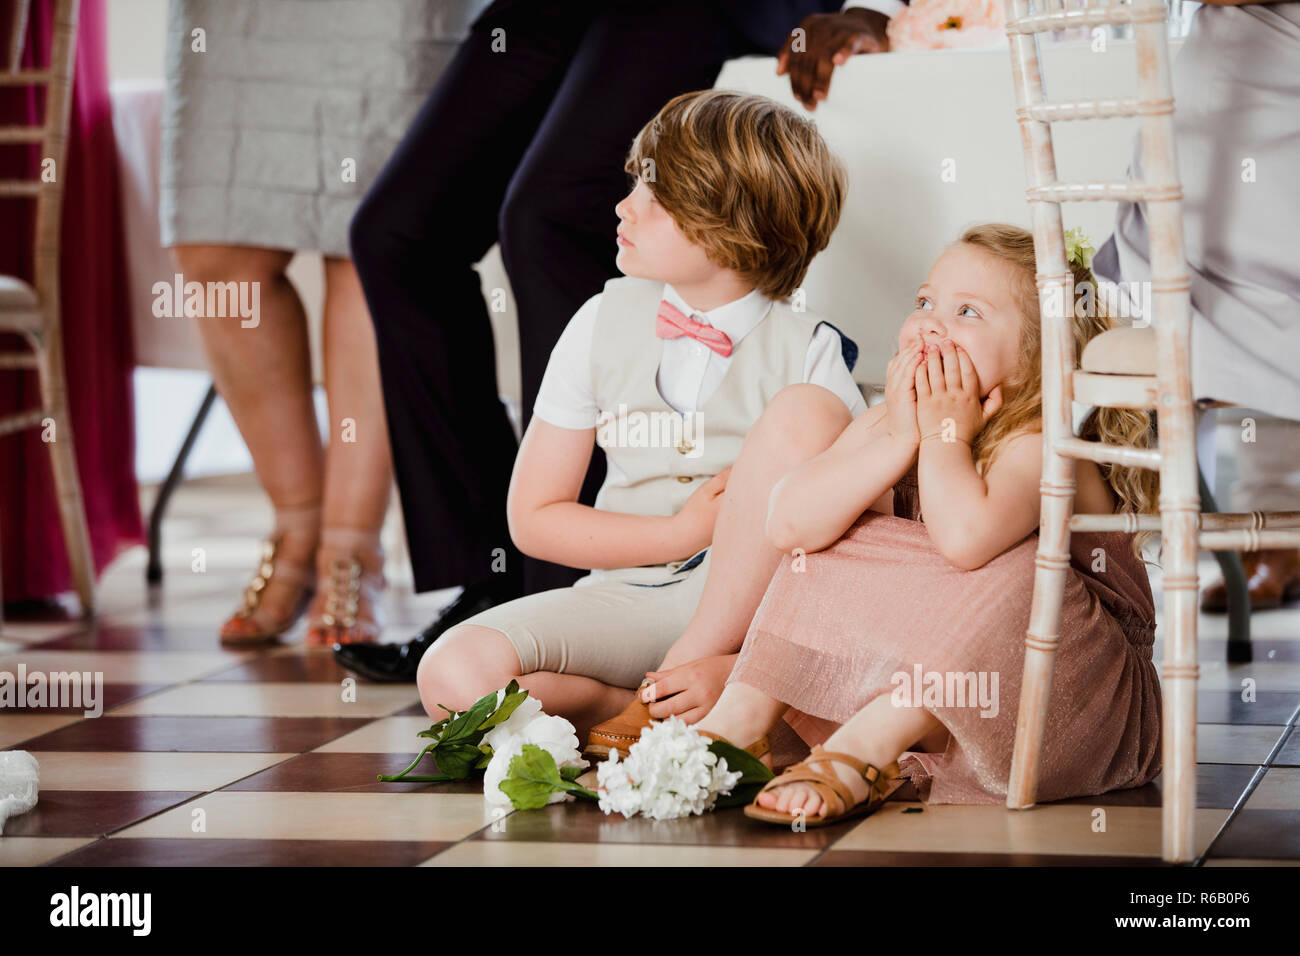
(3, 0, 80, 310)
(7, 0, 32, 72)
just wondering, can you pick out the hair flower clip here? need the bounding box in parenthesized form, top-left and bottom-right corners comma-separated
(1064, 227, 1096, 272)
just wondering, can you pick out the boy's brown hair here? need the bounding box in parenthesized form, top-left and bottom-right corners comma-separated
(624, 89, 846, 300)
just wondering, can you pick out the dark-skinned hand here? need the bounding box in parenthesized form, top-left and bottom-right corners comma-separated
(776, 8, 891, 111)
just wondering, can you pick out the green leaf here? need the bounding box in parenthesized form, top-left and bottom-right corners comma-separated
(703, 741, 774, 810)
(433, 742, 486, 780)
(498, 745, 567, 810)
(477, 688, 529, 732)
(707, 740, 775, 785)
(473, 745, 492, 770)
(440, 693, 498, 746)
(558, 764, 585, 782)
(417, 716, 452, 741)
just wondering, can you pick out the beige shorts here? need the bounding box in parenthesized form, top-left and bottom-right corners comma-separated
(460, 547, 712, 689)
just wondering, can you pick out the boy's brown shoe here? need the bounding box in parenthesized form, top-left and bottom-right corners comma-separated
(583, 692, 654, 761)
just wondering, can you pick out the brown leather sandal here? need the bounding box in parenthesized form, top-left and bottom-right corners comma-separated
(304, 527, 385, 647)
(696, 729, 771, 764)
(743, 744, 903, 827)
(219, 505, 319, 646)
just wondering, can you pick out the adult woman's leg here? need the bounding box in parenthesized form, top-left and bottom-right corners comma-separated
(173, 244, 323, 642)
(306, 257, 394, 645)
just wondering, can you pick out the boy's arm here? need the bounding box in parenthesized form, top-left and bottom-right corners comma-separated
(506, 418, 709, 570)
(766, 402, 916, 553)
(917, 430, 1042, 571)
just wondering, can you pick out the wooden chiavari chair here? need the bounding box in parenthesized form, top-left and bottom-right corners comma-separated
(0, 0, 93, 625)
(1002, 0, 1300, 862)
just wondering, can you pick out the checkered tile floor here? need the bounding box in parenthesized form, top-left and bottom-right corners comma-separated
(1, 474, 1298, 866)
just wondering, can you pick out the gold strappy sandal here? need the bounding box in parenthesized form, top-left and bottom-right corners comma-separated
(219, 504, 319, 646)
(304, 527, 385, 647)
(743, 744, 903, 827)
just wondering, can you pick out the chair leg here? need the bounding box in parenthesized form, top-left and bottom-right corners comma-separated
(42, 408, 96, 615)
(147, 383, 218, 585)
(36, 336, 96, 617)
(1158, 424, 1202, 864)
(1007, 455, 1076, 809)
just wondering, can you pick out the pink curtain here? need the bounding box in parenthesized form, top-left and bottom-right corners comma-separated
(0, 0, 142, 603)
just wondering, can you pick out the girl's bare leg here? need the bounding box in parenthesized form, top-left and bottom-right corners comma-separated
(755, 693, 946, 817)
(658, 384, 852, 669)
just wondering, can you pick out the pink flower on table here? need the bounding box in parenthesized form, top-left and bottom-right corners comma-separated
(887, 0, 1008, 50)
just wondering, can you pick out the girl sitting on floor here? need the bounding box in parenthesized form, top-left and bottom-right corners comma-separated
(675, 222, 1163, 825)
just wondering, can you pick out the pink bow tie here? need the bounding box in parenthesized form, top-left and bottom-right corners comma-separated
(655, 300, 733, 358)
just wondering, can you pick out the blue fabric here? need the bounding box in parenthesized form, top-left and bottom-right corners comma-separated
(624, 546, 709, 587)
(819, 320, 859, 374)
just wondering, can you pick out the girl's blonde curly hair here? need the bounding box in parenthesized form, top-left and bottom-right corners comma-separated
(958, 222, 1161, 563)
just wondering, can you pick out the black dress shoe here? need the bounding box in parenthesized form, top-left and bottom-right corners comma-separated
(332, 577, 521, 683)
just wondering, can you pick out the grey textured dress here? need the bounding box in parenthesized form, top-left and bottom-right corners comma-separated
(1092, 3, 1300, 420)
(160, 0, 491, 257)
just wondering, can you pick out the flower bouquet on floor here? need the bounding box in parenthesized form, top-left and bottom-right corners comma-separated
(380, 682, 774, 819)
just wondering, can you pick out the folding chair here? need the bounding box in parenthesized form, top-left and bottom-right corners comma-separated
(1002, 0, 1300, 862)
(0, 0, 93, 624)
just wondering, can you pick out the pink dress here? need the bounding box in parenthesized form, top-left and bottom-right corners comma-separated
(731, 463, 1163, 805)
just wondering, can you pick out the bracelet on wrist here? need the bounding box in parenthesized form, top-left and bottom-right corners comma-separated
(920, 431, 972, 446)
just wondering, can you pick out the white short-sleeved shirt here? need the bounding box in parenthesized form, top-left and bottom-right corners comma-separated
(533, 283, 866, 431)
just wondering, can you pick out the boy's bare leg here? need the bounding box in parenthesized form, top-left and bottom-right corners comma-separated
(416, 624, 633, 742)
(657, 384, 852, 670)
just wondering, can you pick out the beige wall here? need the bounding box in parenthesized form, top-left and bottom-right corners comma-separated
(107, 0, 167, 81)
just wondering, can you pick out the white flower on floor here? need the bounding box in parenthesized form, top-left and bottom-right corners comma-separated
(595, 716, 742, 821)
(483, 711, 587, 808)
(480, 689, 544, 753)
(0, 751, 39, 835)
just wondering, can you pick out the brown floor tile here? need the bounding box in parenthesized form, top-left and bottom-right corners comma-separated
(200, 653, 356, 683)
(51, 838, 453, 866)
(33, 625, 245, 653)
(811, 849, 1171, 866)
(15, 715, 376, 752)
(474, 793, 913, 849)
(1198, 691, 1299, 726)
(223, 751, 485, 794)
(0, 683, 169, 715)
(1207, 810, 1300, 861)
(1054, 763, 1258, 810)
(1, 791, 199, 838)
